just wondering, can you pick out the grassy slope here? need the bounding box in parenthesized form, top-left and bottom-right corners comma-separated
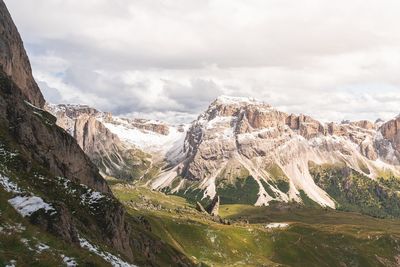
(0, 111, 192, 267)
(112, 183, 400, 267)
(0, 132, 121, 266)
(0, 186, 111, 266)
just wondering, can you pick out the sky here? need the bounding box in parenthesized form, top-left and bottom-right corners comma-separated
(5, 0, 400, 123)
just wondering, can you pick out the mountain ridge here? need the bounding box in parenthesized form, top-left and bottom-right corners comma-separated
(48, 95, 400, 214)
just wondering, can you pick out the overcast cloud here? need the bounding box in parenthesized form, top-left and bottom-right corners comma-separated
(4, 0, 400, 123)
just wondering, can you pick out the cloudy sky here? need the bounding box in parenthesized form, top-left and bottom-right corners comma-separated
(5, 0, 400, 123)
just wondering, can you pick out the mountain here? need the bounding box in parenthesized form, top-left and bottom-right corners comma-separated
(100, 115, 188, 164)
(148, 96, 400, 217)
(47, 104, 188, 182)
(50, 95, 400, 219)
(46, 104, 155, 181)
(0, 1, 192, 266)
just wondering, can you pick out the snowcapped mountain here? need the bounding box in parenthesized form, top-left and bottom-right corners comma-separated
(151, 95, 400, 209)
(99, 115, 189, 163)
(47, 103, 189, 179)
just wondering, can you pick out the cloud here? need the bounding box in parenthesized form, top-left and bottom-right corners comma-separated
(4, 0, 400, 123)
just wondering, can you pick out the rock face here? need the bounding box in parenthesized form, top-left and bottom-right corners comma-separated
(206, 196, 220, 216)
(46, 104, 151, 180)
(47, 103, 188, 163)
(151, 96, 400, 209)
(128, 118, 170, 135)
(0, 1, 44, 107)
(379, 117, 400, 164)
(0, 0, 130, 260)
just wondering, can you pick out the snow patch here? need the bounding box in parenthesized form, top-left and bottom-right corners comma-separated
(79, 237, 137, 267)
(80, 188, 105, 206)
(62, 255, 78, 267)
(215, 95, 265, 106)
(103, 120, 187, 158)
(8, 196, 54, 217)
(36, 243, 50, 252)
(266, 223, 289, 229)
(5, 260, 16, 267)
(0, 175, 22, 193)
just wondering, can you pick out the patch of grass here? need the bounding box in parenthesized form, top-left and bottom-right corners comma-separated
(266, 163, 290, 193)
(217, 176, 259, 205)
(299, 190, 320, 208)
(260, 179, 276, 198)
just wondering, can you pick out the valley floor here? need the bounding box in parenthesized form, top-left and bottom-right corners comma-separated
(111, 181, 400, 267)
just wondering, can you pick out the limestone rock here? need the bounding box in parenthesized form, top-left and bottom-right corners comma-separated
(206, 196, 220, 216)
(46, 104, 150, 180)
(196, 202, 207, 213)
(0, 1, 44, 107)
(377, 117, 400, 164)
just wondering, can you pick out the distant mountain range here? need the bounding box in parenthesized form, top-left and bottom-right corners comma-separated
(48, 95, 400, 218)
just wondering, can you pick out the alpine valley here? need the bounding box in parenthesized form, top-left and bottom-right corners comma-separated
(2, 1, 400, 266)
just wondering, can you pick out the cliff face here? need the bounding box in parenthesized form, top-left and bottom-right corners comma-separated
(378, 117, 400, 164)
(0, 1, 44, 107)
(0, 0, 134, 262)
(47, 104, 123, 158)
(46, 104, 153, 180)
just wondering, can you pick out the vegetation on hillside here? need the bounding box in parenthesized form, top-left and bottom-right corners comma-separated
(309, 162, 400, 218)
(112, 182, 400, 267)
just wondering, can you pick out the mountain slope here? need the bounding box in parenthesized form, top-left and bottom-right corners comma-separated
(111, 181, 400, 267)
(0, 1, 193, 266)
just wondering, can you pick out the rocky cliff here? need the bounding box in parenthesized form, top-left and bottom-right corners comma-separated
(46, 104, 152, 180)
(47, 103, 189, 178)
(378, 116, 400, 164)
(151, 96, 400, 211)
(0, 1, 44, 107)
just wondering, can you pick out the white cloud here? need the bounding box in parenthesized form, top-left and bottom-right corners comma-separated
(4, 0, 400, 123)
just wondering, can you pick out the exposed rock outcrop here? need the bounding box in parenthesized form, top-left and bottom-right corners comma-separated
(206, 196, 220, 216)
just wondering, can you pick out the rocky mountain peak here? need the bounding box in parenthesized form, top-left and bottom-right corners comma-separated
(151, 96, 400, 209)
(204, 95, 273, 120)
